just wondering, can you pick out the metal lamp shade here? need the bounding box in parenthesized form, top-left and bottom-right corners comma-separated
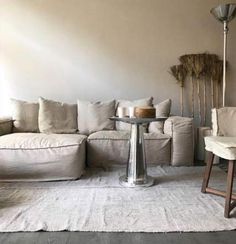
(211, 4, 236, 23)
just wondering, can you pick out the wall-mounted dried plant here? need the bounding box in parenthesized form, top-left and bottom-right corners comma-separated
(169, 65, 187, 116)
(211, 60, 223, 108)
(204, 54, 219, 109)
(171, 52, 224, 127)
(179, 54, 195, 118)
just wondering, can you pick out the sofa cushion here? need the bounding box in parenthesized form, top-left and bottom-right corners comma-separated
(0, 118, 13, 136)
(164, 116, 194, 166)
(87, 130, 171, 167)
(149, 99, 171, 134)
(0, 133, 86, 181)
(11, 98, 39, 132)
(115, 97, 153, 131)
(38, 97, 77, 134)
(77, 100, 116, 135)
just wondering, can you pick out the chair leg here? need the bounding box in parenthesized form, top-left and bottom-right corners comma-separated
(224, 160, 235, 218)
(201, 152, 214, 193)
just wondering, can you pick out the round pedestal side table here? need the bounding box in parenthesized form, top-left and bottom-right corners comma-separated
(110, 117, 167, 187)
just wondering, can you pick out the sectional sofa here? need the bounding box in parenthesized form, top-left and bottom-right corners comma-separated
(0, 97, 194, 181)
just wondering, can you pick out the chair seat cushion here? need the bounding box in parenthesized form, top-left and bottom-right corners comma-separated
(0, 133, 87, 181)
(205, 136, 236, 160)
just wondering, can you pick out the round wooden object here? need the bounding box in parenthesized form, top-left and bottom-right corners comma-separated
(135, 107, 156, 118)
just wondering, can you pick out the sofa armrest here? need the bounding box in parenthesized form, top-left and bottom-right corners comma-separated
(164, 116, 194, 166)
(0, 117, 13, 136)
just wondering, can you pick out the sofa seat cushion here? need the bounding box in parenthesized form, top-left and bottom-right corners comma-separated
(87, 130, 171, 166)
(0, 133, 87, 181)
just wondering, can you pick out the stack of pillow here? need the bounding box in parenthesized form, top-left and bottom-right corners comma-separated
(10, 97, 171, 135)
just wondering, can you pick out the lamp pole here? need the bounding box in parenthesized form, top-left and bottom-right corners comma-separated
(223, 20, 228, 107)
(211, 3, 236, 107)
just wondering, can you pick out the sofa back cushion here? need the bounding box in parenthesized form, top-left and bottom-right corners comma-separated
(38, 97, 77, 134)
(149, 99, 171, 134)
(116, 97, 153, 131)
(77, 100, 115, 135)
(11, 98, 39, 132)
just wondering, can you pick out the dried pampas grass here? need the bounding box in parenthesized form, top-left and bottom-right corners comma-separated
(179, 55, 195, 117)
(169, 65, 187, 116)
(171, 53, 224, 126)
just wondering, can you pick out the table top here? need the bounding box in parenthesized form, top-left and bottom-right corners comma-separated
(110, 116, 167, 124)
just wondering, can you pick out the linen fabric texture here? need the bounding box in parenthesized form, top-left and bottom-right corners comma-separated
(164, 116, 194, 166)
(205, 136, 236, 161)
(11, 99, 39, 132)
(38, 97, 77, 134)
(149, 99, 171, 134)
(212, 107, 236, 136)
(115, 97, 153, 131)
(0, 166, 235, 232)
(205, 107, 236, 161)
(0, 133, 86, 181)
(87, 130, 171, 167)
(77, 100, 116, 135)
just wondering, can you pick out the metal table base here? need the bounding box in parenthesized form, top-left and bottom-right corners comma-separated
(121, 123, 153, 187)
(119, 175, 154, 188)
(110, 117, 167, 188)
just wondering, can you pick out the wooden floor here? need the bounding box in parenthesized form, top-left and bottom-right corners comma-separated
(0, 231, 236, 244)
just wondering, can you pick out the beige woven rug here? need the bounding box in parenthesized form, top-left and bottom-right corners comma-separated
(0, 166, 236, 232)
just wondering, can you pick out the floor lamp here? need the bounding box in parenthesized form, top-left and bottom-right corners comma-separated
(211, 3, 236, 107)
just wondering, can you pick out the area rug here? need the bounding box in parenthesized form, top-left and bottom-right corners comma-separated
(0, 166, 236, 232)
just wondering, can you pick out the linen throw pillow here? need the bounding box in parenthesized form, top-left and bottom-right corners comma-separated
(77, 100, 115, 135)
(11, 98, 39, 132)
(38, 97, 77, 134)
(149, 99, 171, 134)
(116, 97, 153, 131)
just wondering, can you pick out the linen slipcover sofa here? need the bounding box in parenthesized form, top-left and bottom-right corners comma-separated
(0, 97, 194, 181)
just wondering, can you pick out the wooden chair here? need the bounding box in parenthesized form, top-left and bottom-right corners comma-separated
(201, 107, 236, 218)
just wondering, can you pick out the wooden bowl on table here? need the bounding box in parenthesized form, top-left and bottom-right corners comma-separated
(134, 107, 156, 118)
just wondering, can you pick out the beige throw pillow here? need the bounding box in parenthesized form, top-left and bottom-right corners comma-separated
(77, 100, 115, 135)
(11, 98, 39, 132)
(116, 97, 153, 131)
(149, 99, 171, 134)
(38, 97, 77, 134)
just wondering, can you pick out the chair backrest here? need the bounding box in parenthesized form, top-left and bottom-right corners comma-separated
(212, 107, 236, 136)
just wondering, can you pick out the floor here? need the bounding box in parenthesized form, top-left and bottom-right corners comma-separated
(1, 161, 235, 244)
(0, 231, 236, 244)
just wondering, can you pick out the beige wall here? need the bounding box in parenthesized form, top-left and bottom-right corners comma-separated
(0, 0, 235, 122)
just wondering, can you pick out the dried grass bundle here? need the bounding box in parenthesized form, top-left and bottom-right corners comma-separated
(169, 65, 187, 116)
(192, 54, 206, 125)
(192, 54, 205, 79)
(204, 54, 219, 109)
(211, 60, 223, 82)
(174, 53, 223, 125)
(179, 54, 195, 117)
(211, 60, 223, 108)
(179, 55, 194, 74)
(169, 65, 187, 86)
(204, 53, 219, 76)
